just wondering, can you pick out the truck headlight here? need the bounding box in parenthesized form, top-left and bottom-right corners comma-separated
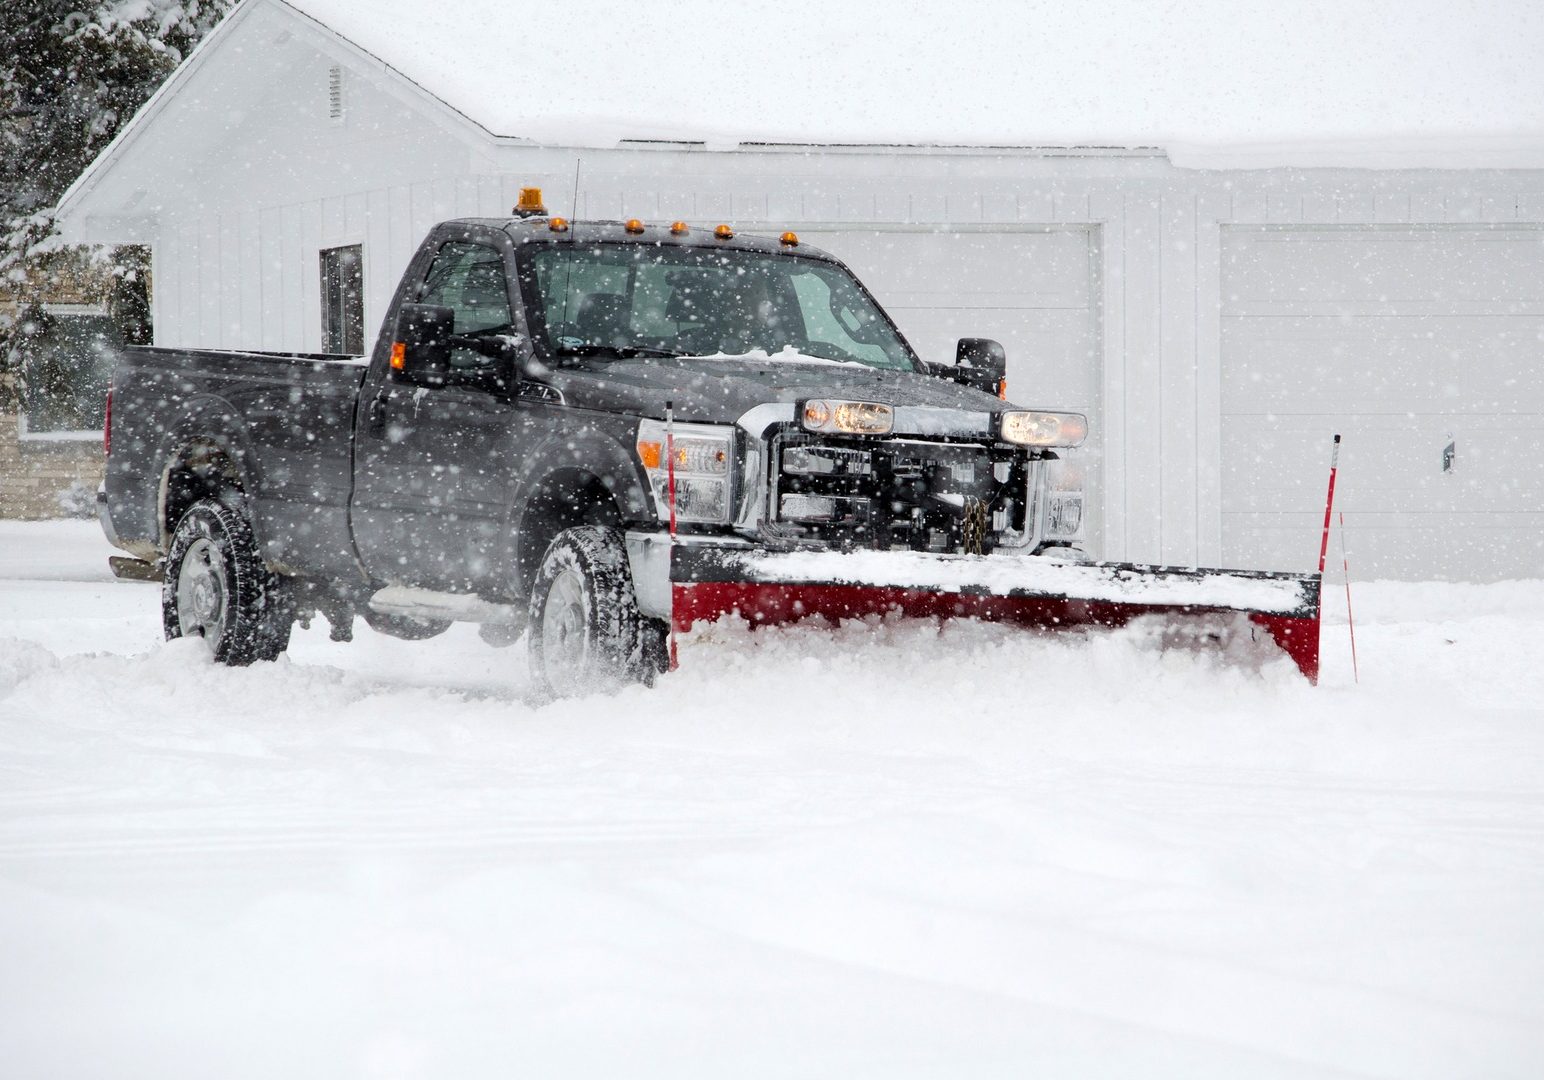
(1000, 411, 1087, 448)
(636, 419, 735, 524)
(802, 399, 893, 435)
(1042, 458, 1086, 540)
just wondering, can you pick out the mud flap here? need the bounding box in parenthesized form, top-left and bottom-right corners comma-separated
(670, 547, 1322, 682)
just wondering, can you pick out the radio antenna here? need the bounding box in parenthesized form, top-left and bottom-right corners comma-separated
(558, 156, 583, 331)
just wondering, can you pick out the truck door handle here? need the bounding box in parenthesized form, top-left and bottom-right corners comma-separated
(366, 393, 388, 438)
(1442, 437, 1455, 475)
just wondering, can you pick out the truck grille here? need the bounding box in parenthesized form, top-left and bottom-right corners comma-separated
(768, 433, 1027, 552)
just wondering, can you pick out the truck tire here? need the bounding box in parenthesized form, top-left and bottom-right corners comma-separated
(527, 525, 647, 697)
(163, 497, 291, 665)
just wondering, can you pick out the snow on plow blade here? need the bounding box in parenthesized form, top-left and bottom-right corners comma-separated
(670, 548, 1322, 681)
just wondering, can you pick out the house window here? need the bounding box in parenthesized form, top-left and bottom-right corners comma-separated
(320, 245, 364, 353)
(18, 305, 121, 438)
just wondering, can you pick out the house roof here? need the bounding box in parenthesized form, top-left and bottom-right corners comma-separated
(286, 0, 1544, 168)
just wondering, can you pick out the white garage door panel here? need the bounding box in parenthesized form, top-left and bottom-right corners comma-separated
(1225, 229, 1544, 310)
(806, 227, 1103, 553)
(1221, 414, 1456, 515)
(1225, 513, 1544, 578)
(1222, 226, 1544, 581)
(1220, 318, 1544, 415)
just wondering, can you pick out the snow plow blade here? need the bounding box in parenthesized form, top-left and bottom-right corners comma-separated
(670, 548, 1322, 682)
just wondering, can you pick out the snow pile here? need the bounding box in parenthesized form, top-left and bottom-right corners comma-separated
(733, 548, 1316, 613)
(288, 0, 1544, 168)
(2, 521, 1544, 1077)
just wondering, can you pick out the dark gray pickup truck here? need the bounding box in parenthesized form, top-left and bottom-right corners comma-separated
(100, 199, 1092, 694)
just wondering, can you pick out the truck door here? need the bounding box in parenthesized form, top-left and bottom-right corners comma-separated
(351, 232, 530, 592)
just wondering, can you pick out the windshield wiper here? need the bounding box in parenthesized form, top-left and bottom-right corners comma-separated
(554, 344, 689, 359)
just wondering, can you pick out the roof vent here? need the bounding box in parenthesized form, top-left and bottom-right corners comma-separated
(327, 66, 344, 122)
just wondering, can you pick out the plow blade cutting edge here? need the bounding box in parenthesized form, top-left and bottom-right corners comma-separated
(669, 547, 1322, 682)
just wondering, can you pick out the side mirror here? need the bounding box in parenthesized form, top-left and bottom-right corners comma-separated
(926, 338, 1007, 396)
(391, 303, 454, 387)
(956, 337, 1006, 395)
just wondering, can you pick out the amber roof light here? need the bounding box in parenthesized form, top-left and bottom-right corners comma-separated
(513, 186, 547, 217)
(780, 231, 799, 246)
(713, 224, 734, 240)
(548, 216, 569, 232)
(670, 221, 689, 235)
(625, 218, 645, 234)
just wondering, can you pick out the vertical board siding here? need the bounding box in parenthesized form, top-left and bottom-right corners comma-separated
(1121, 192, 1163, 561)
(258, 207, 283, 351)
(364, 188, 391, 347)
(237, 210, 261, 348)
(217, 214, 241, 348)
(1090, 191, 1126, 562)
(1193, 192, 1230, 567)
(1159, 192, 1199, 563)
(298, 200, 321, 352)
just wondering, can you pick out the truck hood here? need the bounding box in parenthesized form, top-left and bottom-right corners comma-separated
(549, 353, 1007, 425)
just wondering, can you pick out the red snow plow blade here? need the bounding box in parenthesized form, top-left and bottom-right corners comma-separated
(670, 547, 1322, 681)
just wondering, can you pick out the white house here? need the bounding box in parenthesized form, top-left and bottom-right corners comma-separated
(51, 0, 1544, 580)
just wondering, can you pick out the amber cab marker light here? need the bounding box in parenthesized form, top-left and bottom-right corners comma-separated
(998, 378, 1008, 400)
(390, 341, 406, 370)
(548, 216, 569, 232)
(780, 231, 799, 246)
(670, 221, 689, 235)
(625, 218, 645, 234)
(514, 186, 546, 217)
(714, 224, 734, 239)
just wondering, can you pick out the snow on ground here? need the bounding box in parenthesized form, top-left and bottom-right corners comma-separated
(2, 520, 1542, 1078)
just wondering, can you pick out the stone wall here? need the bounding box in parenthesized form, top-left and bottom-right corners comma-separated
(0, 410, 104, 519)
(1, 247, 132, 520)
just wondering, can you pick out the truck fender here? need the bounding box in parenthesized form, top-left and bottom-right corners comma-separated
(153, 393, 265, 549)
(506, 421, 653, 595)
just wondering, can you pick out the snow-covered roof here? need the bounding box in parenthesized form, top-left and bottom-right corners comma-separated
(286, 0, 1544, 169)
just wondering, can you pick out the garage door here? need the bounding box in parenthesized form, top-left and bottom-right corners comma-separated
(1221, 225, 1544, 581)
(802, 227, 1103, 551)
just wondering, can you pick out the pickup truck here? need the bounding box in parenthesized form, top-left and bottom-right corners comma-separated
(100, 193, 1097, 695)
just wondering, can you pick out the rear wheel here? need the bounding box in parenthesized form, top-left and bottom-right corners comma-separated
(527, 525, 647, 698)
(163, 497, 291, 665)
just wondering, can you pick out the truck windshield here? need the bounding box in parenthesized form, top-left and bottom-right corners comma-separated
(523, 242, 918, 371)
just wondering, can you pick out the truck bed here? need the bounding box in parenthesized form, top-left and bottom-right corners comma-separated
(103, 345, 370, 579)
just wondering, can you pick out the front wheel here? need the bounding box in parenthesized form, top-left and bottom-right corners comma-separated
(163, 497, 291, 665)
(527, 525, 648, 698)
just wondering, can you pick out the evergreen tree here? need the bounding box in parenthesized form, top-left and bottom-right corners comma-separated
(0, 1, 231, 400)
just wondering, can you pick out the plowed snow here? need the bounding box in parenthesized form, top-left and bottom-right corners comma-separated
(2, 522, 1542, 1078)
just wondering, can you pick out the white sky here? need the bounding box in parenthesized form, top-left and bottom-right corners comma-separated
(288, 0, 1544, 166)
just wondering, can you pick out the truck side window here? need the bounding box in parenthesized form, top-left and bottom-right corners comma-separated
(419, 241, 513, 377)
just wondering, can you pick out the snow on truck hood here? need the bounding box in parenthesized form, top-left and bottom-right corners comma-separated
(550, 352, 1010, 425)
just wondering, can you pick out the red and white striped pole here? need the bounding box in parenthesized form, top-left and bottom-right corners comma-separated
(1338, 509, 1360, 683)
(1317, 433, 1341, 575)
(666, 400, 679, 672)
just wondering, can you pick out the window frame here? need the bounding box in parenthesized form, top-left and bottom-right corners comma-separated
(15, 302, 120, 442)
(415, 235, 519, 391)
(320, 243, 366, 355)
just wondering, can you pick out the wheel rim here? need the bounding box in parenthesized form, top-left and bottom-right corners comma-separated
(176, 537, 229, 651)
(541, 568, 589, 689)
